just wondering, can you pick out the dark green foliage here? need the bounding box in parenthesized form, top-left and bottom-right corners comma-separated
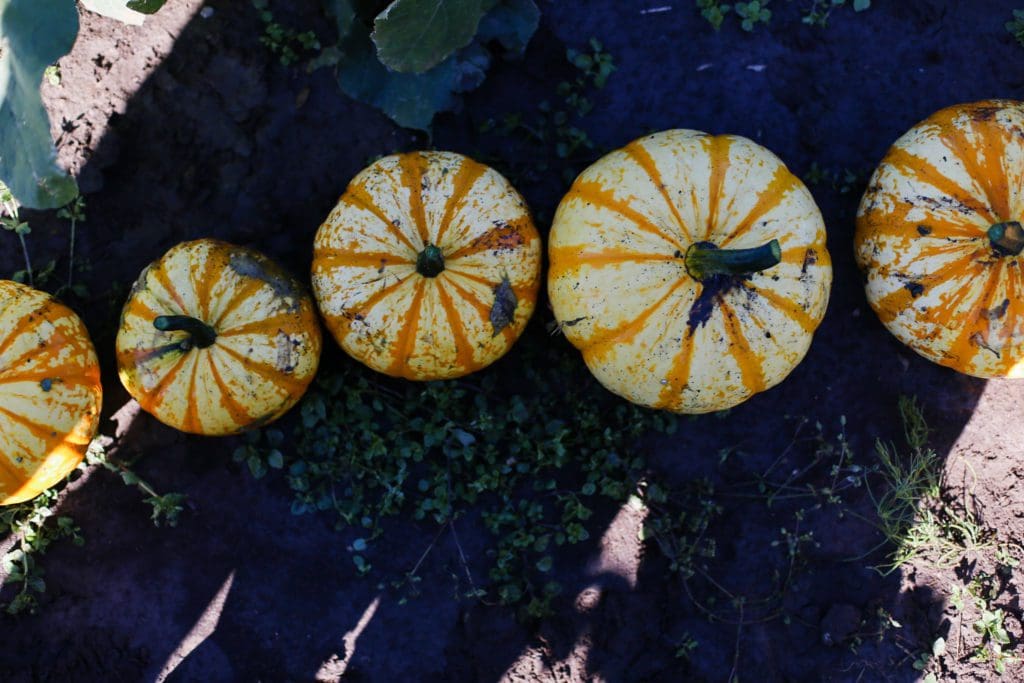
(322, 0, 540, 131)
(244, 334, 676, 616)
(1008, 9, 1024, 47)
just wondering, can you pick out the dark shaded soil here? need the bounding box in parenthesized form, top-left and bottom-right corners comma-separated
(2, 1, 1023, 681)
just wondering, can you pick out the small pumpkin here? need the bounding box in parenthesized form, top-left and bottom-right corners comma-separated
(548, 129, 832, 413)
(116, 239, 321, 435)
(312, 151, 541, 380)
(0, 281, 102, 505)
(856, 100, 1024, 378)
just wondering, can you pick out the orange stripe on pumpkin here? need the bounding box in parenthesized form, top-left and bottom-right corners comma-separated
(884, 146, 998, 225)
(547, 246, 678, 280)
(341, 184, 420, 254)
(150, 263, 189, 314)
(719, 167, 798, 246)
(624, 141, 692, 242)
(567, 179, 686, 251)
(745, 284, 818, 333)
(704, 135, 733, 240)
(217, 345, 307, 397)
(136, 353, 190, 414)
(435, 158, 489, 248)
(718, 299, 766, 396)
(213, 277, 264, 328)
(436, 281, 480, 374)
(940, 118, 1011, 221)
(388, 280, 426, 378)
(583, 280, 686, 354)
(397, 153, 432, 247)
(206, 353, 255, 428)
(445, 218, 537, 261)
(313, 249, 412, 269)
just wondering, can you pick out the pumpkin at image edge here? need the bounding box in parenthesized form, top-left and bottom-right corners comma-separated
(0, 281, 102, 505)
(855, 99, 1024, 378)
(116, 239, 322, 436)
(312, 151, 542, 381)
(548, 129, 832, 414)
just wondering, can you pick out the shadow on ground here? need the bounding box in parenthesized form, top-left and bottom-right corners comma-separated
(3, 0, 1022, 680)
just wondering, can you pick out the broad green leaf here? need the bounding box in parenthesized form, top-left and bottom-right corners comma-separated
(853, 0, 870, 10)
(372, 0, 486, 74)
(476, 0, 539, 55)
(125, 0, 166, 13)
(79, 0, 146, 25)
(337, 27, 489, 130)
(0, 0, 79, 208)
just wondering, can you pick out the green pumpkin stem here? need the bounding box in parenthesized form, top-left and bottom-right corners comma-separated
(416, 244, 446, 277)
(684, 239, 782, 281)
(154, 315, 218, 349)
(988, 221, 1024, 256)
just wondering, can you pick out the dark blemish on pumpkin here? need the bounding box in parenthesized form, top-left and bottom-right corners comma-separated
(801, 249, 817, 275)
(764, 331, 772, 339)
(490, 277, 518, 337)
(904, 282, 925, 298)
(970, 332, 1000, 357)
(275, 331, 296, 373)
(917, 225, 932, 236)
(229, 252, 301, 311)
(983, 298, 1010, 320)
(377, 258, 388, 274)
(673, 250, 683, 259)
(40, 378, 52, 392)
(687, 273, 734, 330)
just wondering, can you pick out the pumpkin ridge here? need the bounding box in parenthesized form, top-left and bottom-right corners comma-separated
(205, 352, 256, 427)
(179, 355, 202, 433)
(718, 167, 799, 246)
(583, 279, 687, 352)
(703, 135, 733, 240)
(212, 277, 265, 328)
(397, 153, 431, 247)
(435, 280, 479, 374)
(217, 311, 312, 339)
(137, 352, 190, 414)
(623, 140, 693, 242)
(744, 283, 818, 333)
(997, 262, 1024, 373)
(313, 249, 413, 269)
(656, 323, 698, 411)
(884, 146, 997, 225)
(342, 272, 414, 322)
(443, 268, 535, 303)
(194, 248, 225, 321)
(444, 218, 536, 261)
(342, 184, 419, 254)
(388, 279, 427, 378)
(150, 263, 190, 314)
(939, 260, 1003, 365)
(939, 119, 1011, 221)
(546, 247, 677, 281)
(869, 250, 981, 325)
(216, 344, 308, 396)
(0, 301, 51, 360)
(718, 298, 767, 395)
(434, 158, 488, 248)
(0, 404, 66, 451)
(569, 179, 686, 251)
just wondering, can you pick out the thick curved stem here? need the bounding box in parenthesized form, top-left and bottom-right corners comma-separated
(154, 315, 218, 349)
(684, 239, 782, 282)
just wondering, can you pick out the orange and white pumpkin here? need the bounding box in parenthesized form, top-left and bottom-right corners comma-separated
(116, 239, 321, 435)
(0, 281, 102, 505)
(548, 129, 832, 413)
(856, 100, 1024, 378)
(312, 151, 541, 380)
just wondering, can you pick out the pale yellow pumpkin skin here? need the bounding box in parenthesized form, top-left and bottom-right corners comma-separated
(116, 239, 321, 435)
(313, 151, 541, 380)
(856, 100, 1024, 378)
(548, 130, 832, 413)
(0, 281, 102, 505)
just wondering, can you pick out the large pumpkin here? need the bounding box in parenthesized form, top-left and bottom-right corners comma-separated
(548, 129, 832, 413)
(0, 281, 102, 505)
(856, 100, 1024, 378)
(312, 151, 541, 380)
(116, 239, 321, 435)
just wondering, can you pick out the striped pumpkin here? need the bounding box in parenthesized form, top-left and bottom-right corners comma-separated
(856, 100, 1024, 378)
(312, 151, 541, 380)
(548, 129, 832, 413)
(0, 281, 102, 505)
(116, 239, 321, 435)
